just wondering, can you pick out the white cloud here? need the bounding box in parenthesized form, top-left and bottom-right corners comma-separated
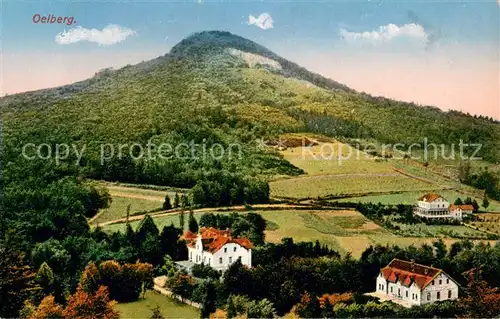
(248, 13, 274, 30)
(340, 23, 427, 44)
(55, 24, 136, 46)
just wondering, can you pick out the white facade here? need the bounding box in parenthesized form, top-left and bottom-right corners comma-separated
(187, 235, 252, 271)
(413, 194, 451, 219)
(419, 273, 459, 305)
(375, 260, 459, 307)
(413, 194, 472, 221)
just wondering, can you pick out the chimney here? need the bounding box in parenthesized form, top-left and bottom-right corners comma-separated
(410, 259, 415, 272)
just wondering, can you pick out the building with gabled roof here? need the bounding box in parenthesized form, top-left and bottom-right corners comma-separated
(182, 227, 253, 271)
(413, 193, 473, 221)
(373, 259, 459, 307)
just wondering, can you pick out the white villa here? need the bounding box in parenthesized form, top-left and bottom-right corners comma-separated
(182, 227, 253, 271)
(373, 259, 459, 307)
(413, 193, 474, 221)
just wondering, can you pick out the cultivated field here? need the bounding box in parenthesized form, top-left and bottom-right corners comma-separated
(90, 182, 184, 225)
(91, 197, 163, 225)
(469, 213, 500, 235)
(279, 139, 395, 175)
(115, 290, 198, 319)
(270, 174, 441, 199)
(271, 139, 448, 200)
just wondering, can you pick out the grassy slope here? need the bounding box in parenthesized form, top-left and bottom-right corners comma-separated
(115, 291, 198, 319)
(101, 208, 493, 258)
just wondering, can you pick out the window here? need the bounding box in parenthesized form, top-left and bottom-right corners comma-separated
(398, 288, 401, 296)
(229, 257, 232, 263)
(406, 291, 408, 298)
(390, 287, 393, 293)
(427, 293, 431, 301)
(432, 280, 435, 285)
(439, 279, 442, 285)
(437, 292, 440, 300)
(219, 257, 223, 264)
(448, 290, 452, 299)
(446, 279, 450, 284)
(224, 247, 227, 253)
(233, 247, 237, 252)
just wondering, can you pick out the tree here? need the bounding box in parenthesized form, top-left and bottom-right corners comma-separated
(160, 224, 186, 261)
(455, 197, 464, 205)
(174, 193, 180, 208)
(181, 194, 190, 208)
(163, 195, 172, 210)
(139, 233, 164, 266)
(0, 248, 40, 318)
(98, 260, 122, 300)
(483, 195, 490, 209)
(461, 268, 500, 318)
(160, 255, 176, 277)
(222, 259, 250, 296)
(64, 285, 119, 319)
(36, 262, 55, 296)
(188, 210, 199, 233)
(150, 305, 165, 319)
(137, 215, 160, 243)
(179, 211, 185, 230)
(472, 199, 480, 211)
(27, 295, 64, 319)
(200, 280, 217, 318)
(80, 262, 101, 293)
(199, 213, 218, 228)
(226, 295, 251, 318)
(247, 299, 277, 318)
(167, 272, 195, 301)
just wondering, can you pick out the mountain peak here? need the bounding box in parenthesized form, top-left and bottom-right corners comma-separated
(170, 30, 274, 58)
(170, 30, 352, 92)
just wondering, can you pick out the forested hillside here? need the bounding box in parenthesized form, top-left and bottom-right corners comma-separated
(2, 30, 499, 198)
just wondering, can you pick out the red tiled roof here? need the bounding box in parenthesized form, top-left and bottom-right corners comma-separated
(449, 204, 474, 211)
(183, 230, 197, 239)
(418, 193, 444, 202)
(183, 227, 253, 253)
(233, 238, 253, 250)
(380, 259, 442, 289)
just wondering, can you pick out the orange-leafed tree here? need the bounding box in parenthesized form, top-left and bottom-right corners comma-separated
(64, 285, 119, 319)
(79, 262, 101, 293)
(461, 267, 500, 318)
(318, 292, 353, 309)
(0, 247, 40, 318)
(27, 295, 64, 319)
(291, 292, 321, 318)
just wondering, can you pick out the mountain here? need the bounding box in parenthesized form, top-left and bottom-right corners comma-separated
(1, 31, 499, 202)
